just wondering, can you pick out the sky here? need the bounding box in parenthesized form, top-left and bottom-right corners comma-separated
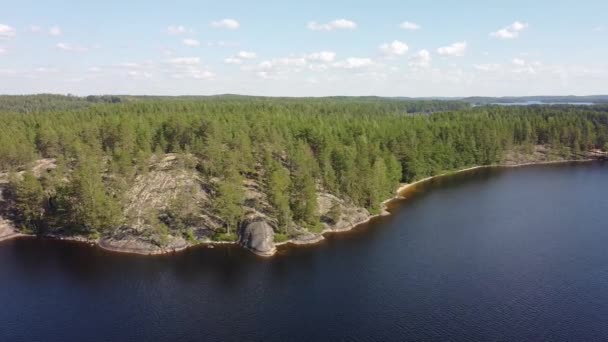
(0, 0, 607, 97)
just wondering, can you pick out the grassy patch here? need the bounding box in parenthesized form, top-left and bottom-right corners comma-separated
(307, 222, 324, 234)
(274, 233, 289, 243)
(213, 232, 237, 242)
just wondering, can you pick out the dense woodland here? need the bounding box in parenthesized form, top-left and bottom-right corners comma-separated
(1, 95, 607, 242)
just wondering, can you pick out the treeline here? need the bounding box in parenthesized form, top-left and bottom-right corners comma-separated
(1, 99, 607, 237)
(0, 94, 470, 114)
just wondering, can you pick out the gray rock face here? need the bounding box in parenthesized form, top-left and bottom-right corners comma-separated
(238, 220, 276, 256)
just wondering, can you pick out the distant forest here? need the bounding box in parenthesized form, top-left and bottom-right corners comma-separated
(1, 95, 607, 238)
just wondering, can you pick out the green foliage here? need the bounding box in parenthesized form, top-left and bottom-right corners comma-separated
(11, 171, 46, 232)
(0, 96, 607, 238)
(274, 233, 289, 243)
(265, 159, 292, 233)
(289, 142, 319, 227)
(214, 169, 244, 234)
(213, 232, 238, 242)
(63, 155, 122, 233)
(327, 202, 342, 224)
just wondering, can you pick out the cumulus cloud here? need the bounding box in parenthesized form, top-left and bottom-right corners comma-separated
(306, 51, 336, 63)
(399, 21, 421, 31)
(210, 19, 240, 30)
(224, 51, 257, 65)
(259, 57, 307, 69)
(224, 57, 242, 65)
(172, 69, 214, 80)
(307, 19, 357, 31)
(474, 64, 501, 72)
(237, 51, 257, 59)
(0, 47, 6, 55)
(49, 25, 62, 36)
(491, 21, 528, 39)
(0, 24, 16, 39)
(56, 42, 88, 52)
(333, 57, 374, 69)
(182, 39, 200, 47)
(512, 58, 526, 66)
(409, 49, 431, 68)
(166, 25, 190, 35)
(437, 41, 467, 57)
(249, 57, 309, 79)
(169, 57, 201, 65)
(379, 40, 409, 56)
(207, 40, 239, 48)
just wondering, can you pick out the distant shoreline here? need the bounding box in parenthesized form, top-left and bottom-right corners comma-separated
(0, 158, 600, 256)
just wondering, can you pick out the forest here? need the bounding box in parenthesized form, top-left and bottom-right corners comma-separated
(1, 95, 607, 247)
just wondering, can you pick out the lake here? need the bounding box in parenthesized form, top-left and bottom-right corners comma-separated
(1, 162, 607, 341)
(490, 101, 595, 106)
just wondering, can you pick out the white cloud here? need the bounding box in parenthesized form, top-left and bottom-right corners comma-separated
(49, 25, 62, 36)
(512, 58, 526, 66)
(224, 51, 257, 65)
(333, 57, 374, 69)
(0, 24, 16, 39)
(307, 19, 357, 31)
(172, 68, 214, 80)
(166, 25, 190, 35)
(474, 64, 501, 72)
(207, 40, 239, 48)
(399, 21, 421, 31)
(308, 64, 329, 72)
(127, 70, 153, 79)
(491, 21, 528, 40)
(224, 57, 243, 65)
(182, 39, 200, 47)
(34, 67, 59, 73)
(259, 57, 307, 69)
(210, 19, 240, 30)
(249, 57, 308, 79)
(169, 57, 200, 65)
(437, 41, 467, 57)
(409, 49, 431, 68)
(379, 40, 409, 56)
(56, 43, 88, 52)
(306, 51, 336, 63)
(0, 47, 6, 55)
(237, 51, 257, 59)
(29, 25, 42, 33)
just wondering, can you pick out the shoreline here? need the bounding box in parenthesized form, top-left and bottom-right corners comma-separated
(0, 158, 599, 256)
(276, 158, 597, 250)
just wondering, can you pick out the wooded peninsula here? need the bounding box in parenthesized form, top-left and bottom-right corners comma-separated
(0, 95, 607, 256)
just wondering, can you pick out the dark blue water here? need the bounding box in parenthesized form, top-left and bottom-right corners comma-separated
(1, 162, 607, 341)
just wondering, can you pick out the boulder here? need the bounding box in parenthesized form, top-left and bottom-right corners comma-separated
(238, 220, 276, 256)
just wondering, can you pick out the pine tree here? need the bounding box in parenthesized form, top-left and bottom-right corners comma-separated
(67, 156, 122, 233)
(267, 161, 292, 233)
(12, 171, 46, 231)
(214, 168, 244, 235)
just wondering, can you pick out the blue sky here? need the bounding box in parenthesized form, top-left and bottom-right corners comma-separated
(0, 0, 607, 96)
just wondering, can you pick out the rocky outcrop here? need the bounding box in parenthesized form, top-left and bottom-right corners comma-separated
(99, 233, 188, 255)
(318, 193, 371, 232)
(0, 218, 22, 242)
(238, 220, 276, 257)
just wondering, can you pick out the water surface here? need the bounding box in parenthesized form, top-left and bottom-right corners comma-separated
(1, 162, 607, 341)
